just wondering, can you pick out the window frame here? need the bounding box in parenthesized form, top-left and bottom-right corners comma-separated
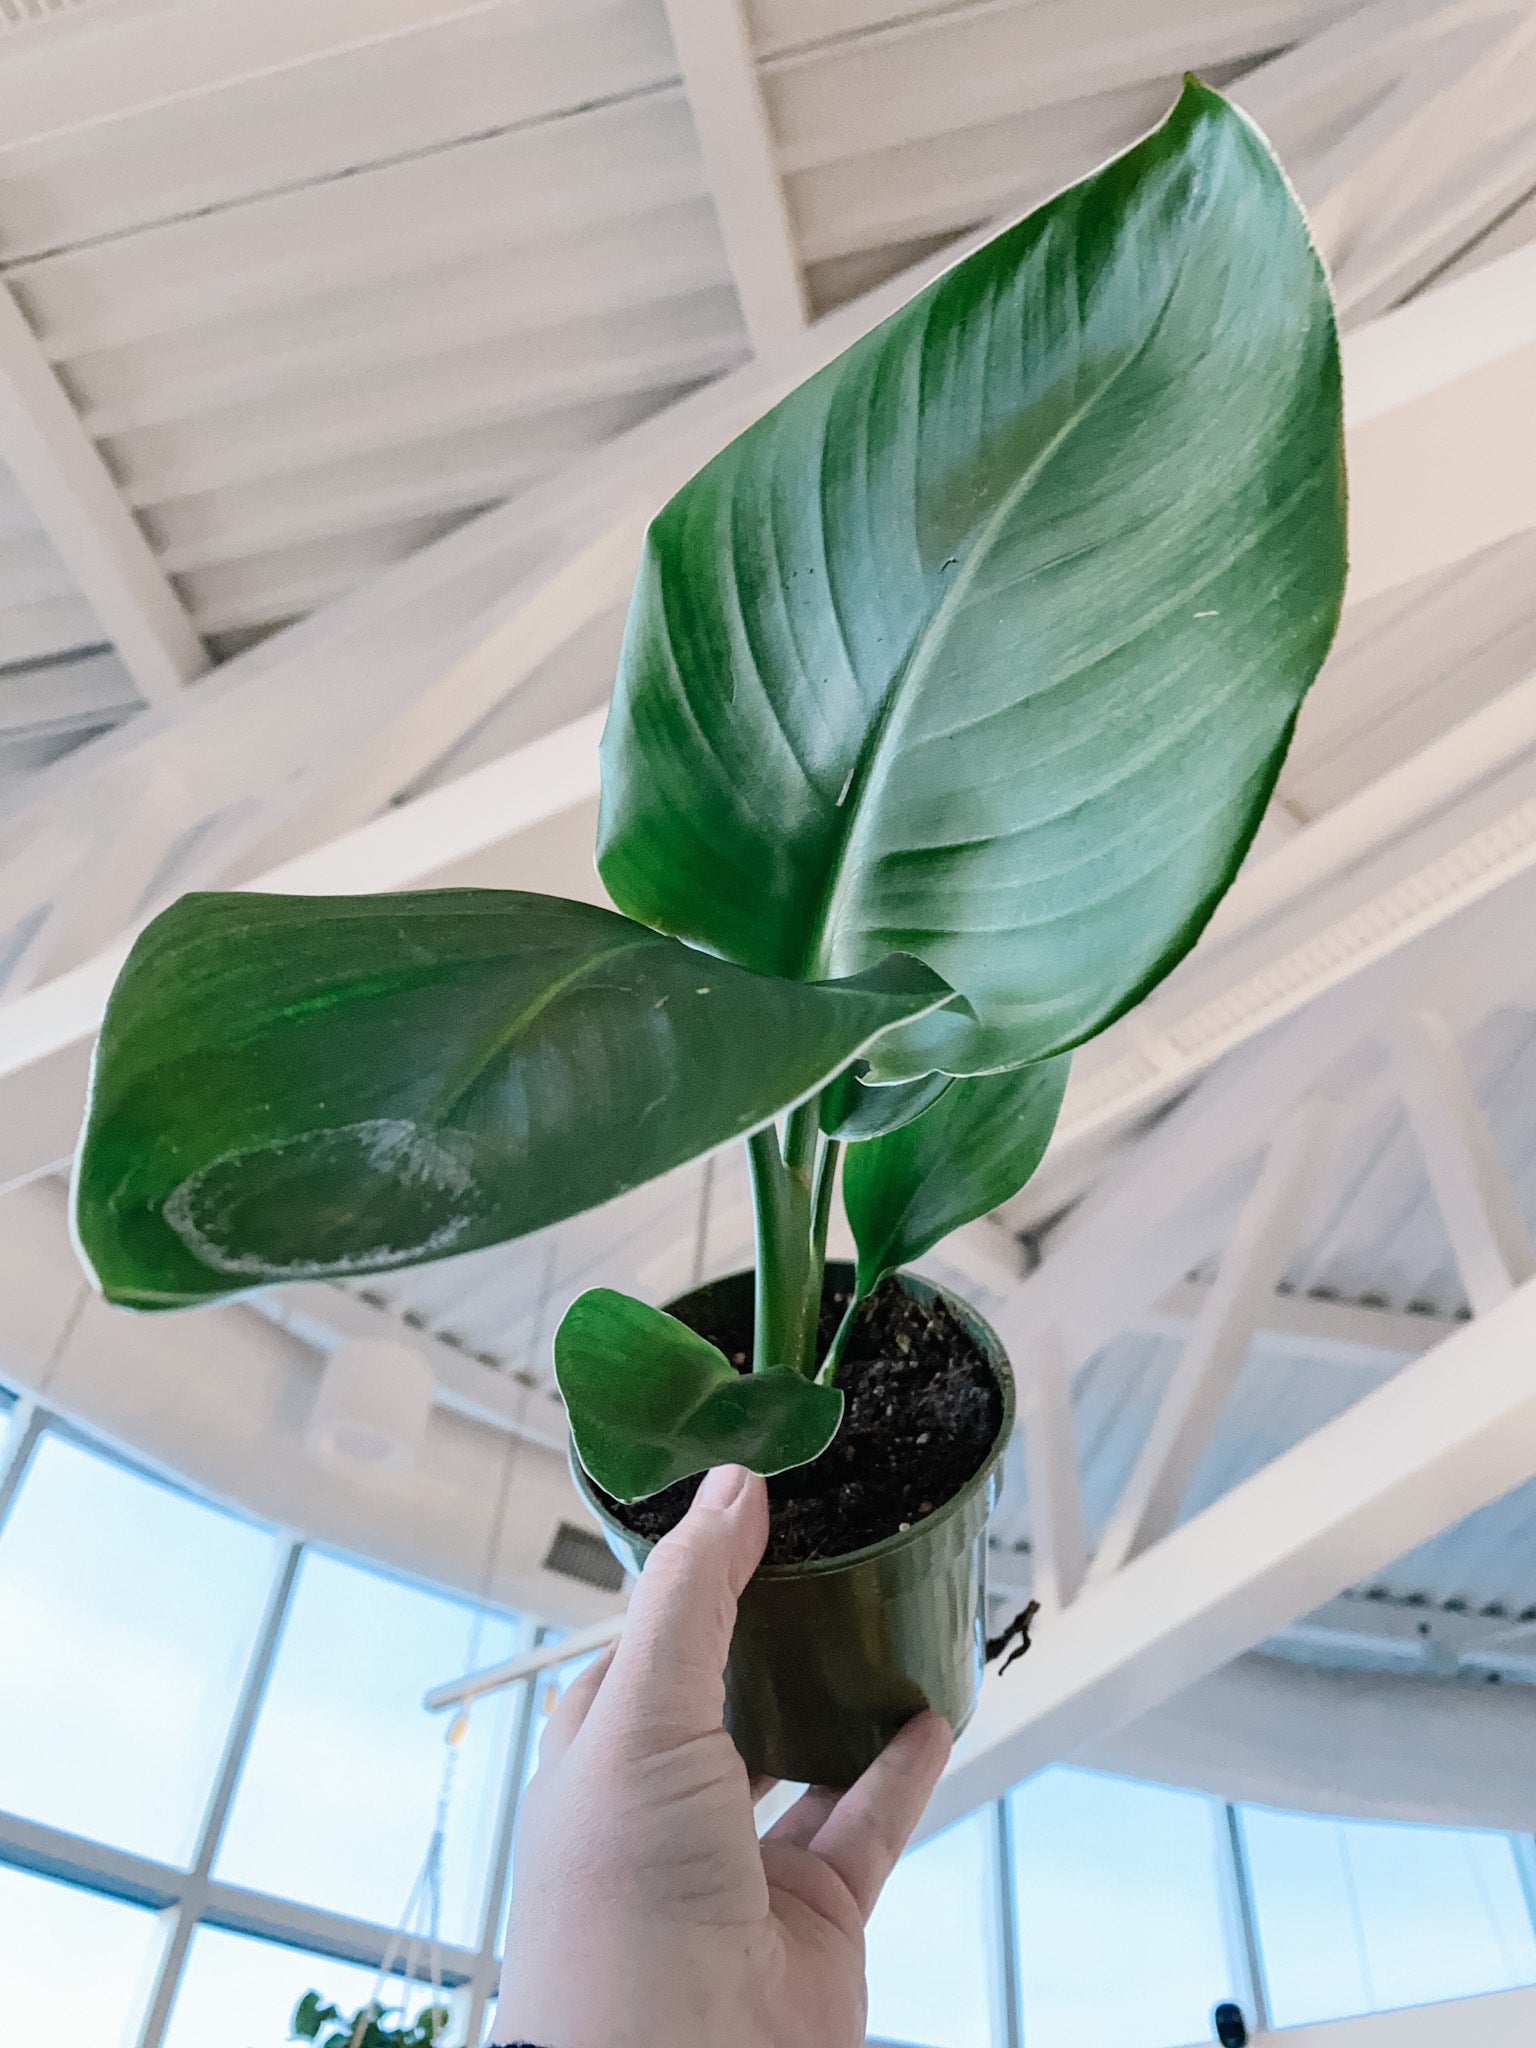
(3, 1384, 1536, 2048)
(0, 1397, 544, 2048)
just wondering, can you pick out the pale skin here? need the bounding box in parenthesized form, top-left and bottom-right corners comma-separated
(495, 1462, 953, 2048)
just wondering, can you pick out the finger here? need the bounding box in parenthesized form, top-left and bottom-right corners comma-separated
(589, 1463, 768, 1744)
(748, 1775, 779, 1805)
(810, 1711, 952, 1921)
(536, 1646, 615, 1769)
(764, 1784, 841, 1852)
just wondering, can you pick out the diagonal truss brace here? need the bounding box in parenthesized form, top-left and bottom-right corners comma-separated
(1017, 1324, 1090, 1615)
(1090, 1103, 1335, 1580)
(1389, 1006, 1536, 1315)
(922, 1270, 1536, 1840)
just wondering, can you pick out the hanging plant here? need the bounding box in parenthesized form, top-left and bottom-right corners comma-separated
(291, 1991, 453, 2048)
(72, 80, 1345, 1785)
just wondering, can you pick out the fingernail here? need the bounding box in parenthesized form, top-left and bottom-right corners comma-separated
(696, 1462, 749, 1512)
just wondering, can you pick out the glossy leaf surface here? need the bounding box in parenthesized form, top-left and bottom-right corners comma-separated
(74, 889, 954, 1309)
(557, 1288, 844, 1500)
(843, 1055, 1071, 1295)
(819, 1062, 954, 1141)
(597, 81, 1346, 1079)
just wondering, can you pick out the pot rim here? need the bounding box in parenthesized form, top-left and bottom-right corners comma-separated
(570, 1264, 1016, 1582)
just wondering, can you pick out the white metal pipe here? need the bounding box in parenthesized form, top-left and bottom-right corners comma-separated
(424, 1614, 625, 1713)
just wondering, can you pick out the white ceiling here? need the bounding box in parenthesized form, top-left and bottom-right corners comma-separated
(3, 0, 1536, 1692)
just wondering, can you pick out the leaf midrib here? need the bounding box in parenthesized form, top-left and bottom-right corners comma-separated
(803, 228, 1199, 986)
(425, 934, 657, 1128)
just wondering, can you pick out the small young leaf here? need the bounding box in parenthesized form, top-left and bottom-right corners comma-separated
(74, 889, 955, 1310)
(843, 1055, 1071, 1295)
(819, 1062, 954, 1141)
(557, 1288, 843, 1502)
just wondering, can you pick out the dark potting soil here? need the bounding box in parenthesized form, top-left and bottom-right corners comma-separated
(601, 1275, 1002, 1567)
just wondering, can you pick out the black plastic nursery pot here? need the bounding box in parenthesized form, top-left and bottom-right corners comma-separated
(571, 1264, 1015, 1790)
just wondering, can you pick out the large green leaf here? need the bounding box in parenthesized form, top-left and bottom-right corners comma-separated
(819, 1061, 954, 1141)
(597, 80, 1346, 1080)
(843, 1055, 1071, 1296)
(74, 889, 954, 1310)
(558, 1287, 843, 1501)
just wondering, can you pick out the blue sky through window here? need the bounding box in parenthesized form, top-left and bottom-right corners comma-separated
(0, 1430, 279, 1864)
(162, 1924, 471, 2048)
(214, 1546, 531, 1946)
(1009, 1766, 1238, 2048)
(1241, 1804, 1536, 2028)
(865, 1809, 998, 2048)
(0, 1861, 165, 2048)
(3, 1405, 1536, 2048)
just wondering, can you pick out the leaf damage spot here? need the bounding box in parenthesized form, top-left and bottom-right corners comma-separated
(163, 1117, 484, 1277)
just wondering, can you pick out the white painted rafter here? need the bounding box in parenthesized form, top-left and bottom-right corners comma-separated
(661, 0, 808, 351)
(0, 0, 534, 150)
(1017, 1324, 1090, 1615)
(1236, 0, 1536, 322)
(3, 154, 1530, 948)
(1136, 1281, 1459, 1372)
(0, 285, 205, 703)
(1389, 1006, 1536, 1314)
(921, 1271, 1536, 1840)
(1090, 1104, 1335, 1579)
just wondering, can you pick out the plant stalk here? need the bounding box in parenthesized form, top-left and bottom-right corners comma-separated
(747, 1099, 825, 1378)
(810, 1136, 840, 1277)
(818, 1289, 863, 1387)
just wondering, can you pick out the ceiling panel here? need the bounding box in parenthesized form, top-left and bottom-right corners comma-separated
(761, 0, 1318, 174)
(785, 76, 1183, 262)
(0, 3, 738, 652)
(0, 0, 680, 258)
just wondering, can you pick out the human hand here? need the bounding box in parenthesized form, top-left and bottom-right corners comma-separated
(495, 1462, 952, 2048)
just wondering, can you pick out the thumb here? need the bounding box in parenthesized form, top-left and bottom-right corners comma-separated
(589, 1463, 769, 1746)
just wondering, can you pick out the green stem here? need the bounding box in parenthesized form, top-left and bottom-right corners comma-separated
(747, 1125, 795, 1376)
(747, 1100, 824, 1379)
(782, 1099, 824, 1377)
(818, 1289, 863, 1387)
(810, 1135, 840, 1277)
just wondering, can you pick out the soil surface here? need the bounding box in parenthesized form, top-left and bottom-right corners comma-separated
(601, 1273, 1002, 1566)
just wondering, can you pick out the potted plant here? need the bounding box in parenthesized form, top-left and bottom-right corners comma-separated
(71, 80, 1344, 1788)
(291, 1991, 453, 2048)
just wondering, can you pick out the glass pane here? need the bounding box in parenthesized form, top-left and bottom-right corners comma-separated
(865, 1810, 998, 2048)
(497, 1645, 600, 1953)
(1009, 1766, 1238, 2048)
(1241, 1806, 1536, 2028)
(0, 1863, 165, 2047)
(215, 1548, 530, 1944)
(162, 1925, 469, 2048)
(0, 1431, 279, 1862)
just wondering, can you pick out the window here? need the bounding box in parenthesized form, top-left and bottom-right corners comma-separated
(1240, 1805, 1536, 2027)
(1009, 1766, 1239, 2048)
(496, 1643, 601, 1947)
(6, 1402, 1536, 2048)
(0, 1430, 279, 1863)
(866, 1810, 999, 2048)
(214, 1547, 531, 1944)
(0, 1862, 164, 2048)
(162, 1925, 469, 2048)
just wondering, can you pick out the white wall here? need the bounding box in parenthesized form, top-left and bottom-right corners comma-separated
(870, 1985, 1536, 2048)
(0, 1176, 618, 1628)
(1262, 1982, 1536, 2044)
